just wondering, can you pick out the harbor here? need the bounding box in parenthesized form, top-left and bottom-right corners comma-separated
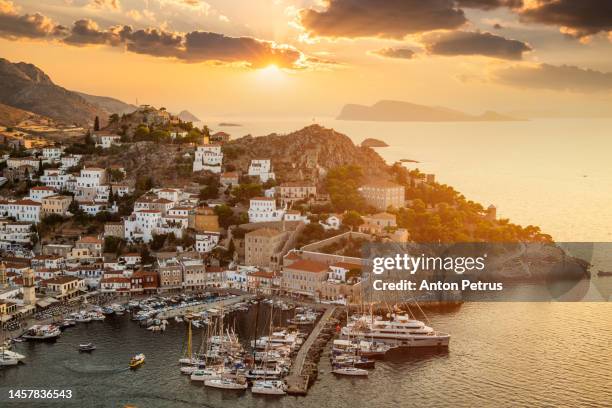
(1, 299, 611, 407)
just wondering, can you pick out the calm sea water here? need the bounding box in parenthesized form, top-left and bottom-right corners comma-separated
(2, 297, 611, 407)
(203, 117, 612, 242)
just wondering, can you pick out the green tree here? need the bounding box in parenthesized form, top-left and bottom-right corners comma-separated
(325, 165, 366, 212)
(94, 116, 100, 131)
(342, 210, 364, 230)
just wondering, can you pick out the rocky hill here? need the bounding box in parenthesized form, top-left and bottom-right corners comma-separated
(76, 92, 137, 115)
(0, 103, 50, 127)
(0, 58, 107, 126)
(225, 125, 391, 183)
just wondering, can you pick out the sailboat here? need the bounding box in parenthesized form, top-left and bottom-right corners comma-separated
(251, 300, 286, 395)
(332, 307, 368, 377)
(1, 313, 24, 366)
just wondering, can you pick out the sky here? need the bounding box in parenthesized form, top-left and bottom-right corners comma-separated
(1, 0, 612, 118)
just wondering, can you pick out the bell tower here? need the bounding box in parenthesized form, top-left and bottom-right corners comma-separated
(0, 262, 6, 288)
(22, 268, 37, 305)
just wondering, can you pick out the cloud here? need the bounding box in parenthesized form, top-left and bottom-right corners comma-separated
(91, 0, 121, 10)
(63, 19, 127, 46)
(299, 0, 467, 39)
(0, 0, 66, 39)
(518, 0, 612, 39)
(456, 0, 522, 10)
(182, 31, 301, 67)
(372, 47, 416, 59)
(494, 63, 612, 92)
(423, 30, 532, 60)
(57, 17, 303, 68)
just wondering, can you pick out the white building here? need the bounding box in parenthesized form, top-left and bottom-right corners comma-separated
(193, 144, 223, 173)
(195, 232, 220, 253)
(42, 147, 63, 161)
(0, 199, 41, 223)
(248, 159, 275, 182)
(40, 169, 73, 191)
(247, 197, 285, 222)
(320, 214, 342, 230)
(60, 155, 81, 170)
(284, 210, 310, 223)
(98, 134, 121, 149)
(76, 167, 106, 188)
(29, 186, 56, 202)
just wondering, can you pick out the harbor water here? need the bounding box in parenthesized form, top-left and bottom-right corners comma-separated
(2, 296, 611, 407)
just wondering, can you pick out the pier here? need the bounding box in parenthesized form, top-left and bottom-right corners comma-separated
(156, 294, 254, 319)
(286, 305, 339, 395)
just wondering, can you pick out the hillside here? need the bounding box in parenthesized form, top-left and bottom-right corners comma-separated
(85, 125, 393, 187)
(0, 103, 51, 127)
(76, 92, 137, 115)
(224, 124, 391, 183)
(0, 58, 107, 126)
(338, 100, 520, 122)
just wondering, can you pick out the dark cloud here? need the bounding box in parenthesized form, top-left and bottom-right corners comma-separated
(63, 19, 127, 46)
(518, 0, 612, 38)
(182, 32, 301, 68)
(0, 1, 66, 39)
(299, 0, 466, 39)
(424, 31, 531, 60)
(456, 0, 522, 10)
(372, 47, 416, 59)
(126, 28, 184, 58)
(495, 64, 612, 92)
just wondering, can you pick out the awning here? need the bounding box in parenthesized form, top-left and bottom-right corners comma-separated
(36, 297, 59, 308)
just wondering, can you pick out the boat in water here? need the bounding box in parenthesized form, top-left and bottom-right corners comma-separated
(79, 343, 96, 352)
(341, 314, 450, 348)
(190, 367, 224, 382)
(204, 377, 248, 390)
(129, 353, 146, 369)
(22, 325, 61, 341)
(332, 366, 369, 376)
(251, 379, 286, 395)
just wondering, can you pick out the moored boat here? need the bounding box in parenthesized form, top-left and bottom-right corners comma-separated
(251, 380, 286, 395)
(332, 366, 369, 376)
(204, 377, 248, 390)
(22, 325, 61, 341)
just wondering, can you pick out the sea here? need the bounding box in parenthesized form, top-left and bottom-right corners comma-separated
(1, 300, 611, 407)
(203, 117, 612, 243)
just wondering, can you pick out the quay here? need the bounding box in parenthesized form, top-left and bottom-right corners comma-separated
(286, 305, 339, 395)
(156, 294, 254, 319)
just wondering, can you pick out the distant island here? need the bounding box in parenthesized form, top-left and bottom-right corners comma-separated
(361, 138, 388, 147)
(219, 122, 242, 127)
(338, 100, 521, 122)
(178, 110, 200, 122)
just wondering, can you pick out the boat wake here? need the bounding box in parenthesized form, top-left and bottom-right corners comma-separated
(62, 362, 129, 374)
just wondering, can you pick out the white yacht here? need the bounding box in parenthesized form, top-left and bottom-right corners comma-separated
(190, 367, 223, 382)
(341, 314, 450, 348)
(251, 380, 286, 395)
(332, 366, 369, 376)
(204, 377, 248, 390)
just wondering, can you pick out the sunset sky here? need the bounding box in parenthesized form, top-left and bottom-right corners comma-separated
(1, 0, 612, 118)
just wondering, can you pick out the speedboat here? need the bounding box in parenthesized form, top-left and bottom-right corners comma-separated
(0, 355, 19, 366)
(204, 377, 248, 390)
(1, 349, 26, 362)
(74, 313, 92, 323)
(332, 366, 369, 376)
(251, 380, 286, 395)
(129, 353, 146, 369)
(79, 343, 96, 352)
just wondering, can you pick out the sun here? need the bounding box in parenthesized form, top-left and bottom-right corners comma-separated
(254, 63, 286, 83)
(260, 63, 280, 74)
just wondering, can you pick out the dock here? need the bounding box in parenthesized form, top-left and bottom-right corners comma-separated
(156, 294, 254, 319)
(285, 305, 338, 395)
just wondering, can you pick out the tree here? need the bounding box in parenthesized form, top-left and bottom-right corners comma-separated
(133, 125, 150, 141)
(94, 116, 100, 131)
(109, 113, 120, 123)
(214, 204, 236, 229)
(342, 210, 364, 230)
(325, 165, 366, 212)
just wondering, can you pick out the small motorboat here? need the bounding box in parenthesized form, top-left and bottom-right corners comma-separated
(332, 366, 369, 376)
(129, 353, 146, 369)
(79, 343, 96, 352)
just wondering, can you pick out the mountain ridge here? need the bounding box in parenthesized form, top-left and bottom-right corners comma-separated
(338, 100, 521, 122)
